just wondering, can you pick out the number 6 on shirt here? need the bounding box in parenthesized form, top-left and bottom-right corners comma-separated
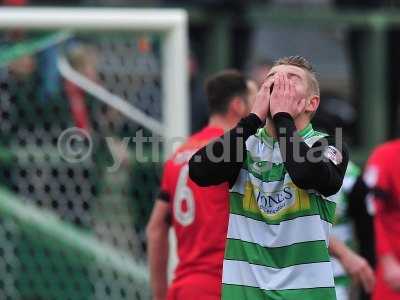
(173, 165, 195, 226)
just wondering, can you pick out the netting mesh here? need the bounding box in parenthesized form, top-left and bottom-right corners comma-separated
(0, 30, 166, 299)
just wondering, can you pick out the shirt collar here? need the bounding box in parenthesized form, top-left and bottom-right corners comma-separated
(256, 123, 314, 148)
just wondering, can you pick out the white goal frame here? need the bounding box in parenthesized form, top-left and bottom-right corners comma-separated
(0, 6, 188, 282)
(0, 7, 189, 153)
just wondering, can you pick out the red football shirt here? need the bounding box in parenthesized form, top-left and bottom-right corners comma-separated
(365, 140, 400, 300)
(160, 126, 229, 290)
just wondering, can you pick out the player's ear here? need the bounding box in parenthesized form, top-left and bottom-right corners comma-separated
(305, 95, 319, 114)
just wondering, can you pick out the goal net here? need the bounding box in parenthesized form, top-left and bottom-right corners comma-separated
(0, 7, 188, 300)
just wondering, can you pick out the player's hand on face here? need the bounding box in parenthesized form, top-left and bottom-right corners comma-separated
(250, 78, 273, 123)
(269, 72, 305, 118)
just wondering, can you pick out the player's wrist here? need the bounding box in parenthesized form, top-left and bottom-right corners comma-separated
(329, 236, 352, 261)
(272, 112, 293, 121)
(245, 113, 264, 128)
(271, 108, 294, 118)
(334, 245, 350, 262)
(272, 112, 295, 137)
(341, 248, 360, 267)
(250, 108, 267, 123)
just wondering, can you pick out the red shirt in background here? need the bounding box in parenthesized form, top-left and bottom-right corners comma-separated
(64, 80, 90, 131)
(159, 126, 229, 300)
(365, 139, 400, 300)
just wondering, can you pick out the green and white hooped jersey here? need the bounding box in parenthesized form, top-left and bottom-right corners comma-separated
(331, 161, 360, 291)
(222, 124, 338, 300)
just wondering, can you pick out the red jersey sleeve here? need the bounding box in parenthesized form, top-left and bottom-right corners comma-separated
(158, 159, 173, 203)
(65, 80, 91, 131)
(365, 147, 393, 256)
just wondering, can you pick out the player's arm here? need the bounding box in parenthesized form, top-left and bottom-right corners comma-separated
(329, 236, 375, 293)
(189, 114, 263, 187)
(189, 80, 271, 187)
(273, 113, 348, 196)
(146, 197, 171, 300)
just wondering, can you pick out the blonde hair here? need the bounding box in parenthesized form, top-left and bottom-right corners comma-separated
(274, 56, 319, 97)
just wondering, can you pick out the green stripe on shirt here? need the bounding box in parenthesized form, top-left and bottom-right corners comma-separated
(225, 238, 330, 269)
(222, 284, 336, 300)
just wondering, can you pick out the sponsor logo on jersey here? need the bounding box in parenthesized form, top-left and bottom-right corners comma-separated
(242, 181, 311, 221)
(256, 186, 295, 215)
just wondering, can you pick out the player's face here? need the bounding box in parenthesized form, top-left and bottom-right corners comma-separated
(265, 64, 310, 104)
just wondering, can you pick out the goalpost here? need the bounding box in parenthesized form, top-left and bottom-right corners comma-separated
(0, 7, 189, 143)
(0, 7, 188, 300)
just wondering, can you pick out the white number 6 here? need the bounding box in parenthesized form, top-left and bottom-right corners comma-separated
(173, 165, 195, 226)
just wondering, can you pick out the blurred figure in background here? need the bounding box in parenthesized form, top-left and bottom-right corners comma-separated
(247, 58, 273, 88)
(331, 162, 364, 300)
(146, 70, 256, 300)
(189, 52, 208, 133)
(64, 43, 96, 131)
(65, 42, 146, 255)
(364, 139, 400, 300)
(313, 93, 375, 300)
(0, 0, 36, 82)
(329, 168, 375, 300)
